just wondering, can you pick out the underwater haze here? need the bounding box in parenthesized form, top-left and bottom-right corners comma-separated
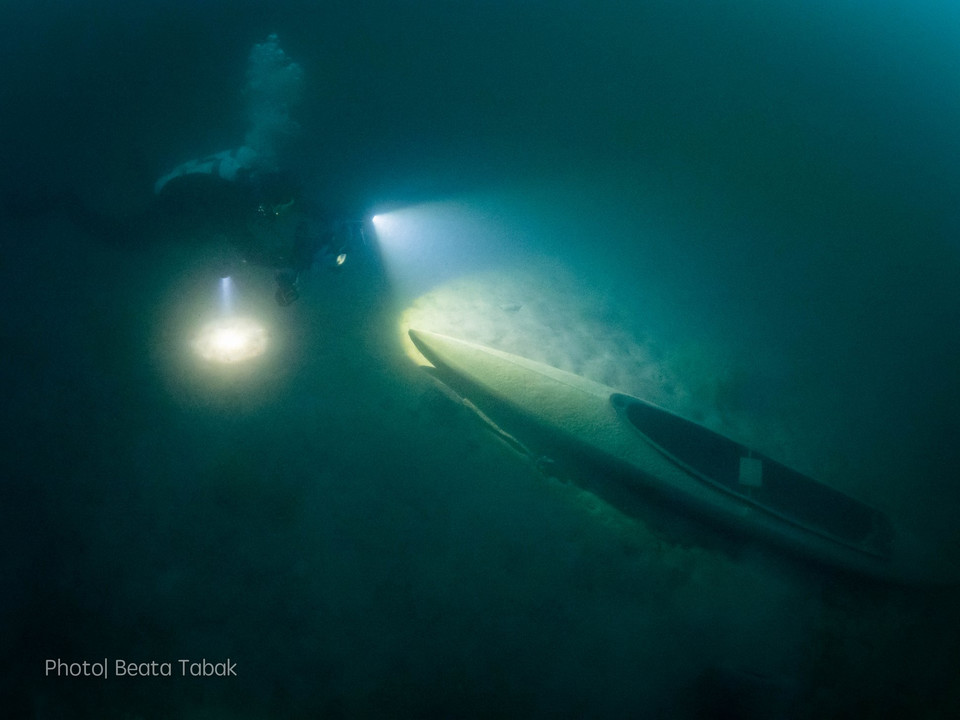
(2, 1, 960, 718)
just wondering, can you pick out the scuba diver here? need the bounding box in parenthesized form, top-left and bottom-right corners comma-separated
(152, 34, 373, 305)
(156, 152, 371, 306)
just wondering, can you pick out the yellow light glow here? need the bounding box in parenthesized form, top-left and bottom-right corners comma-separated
(192, 316, 268, 364)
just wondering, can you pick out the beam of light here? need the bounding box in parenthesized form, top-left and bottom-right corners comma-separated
(192, 316, 268, 364)
(369, 200, 523, 303)
(219, 276, 234, 314)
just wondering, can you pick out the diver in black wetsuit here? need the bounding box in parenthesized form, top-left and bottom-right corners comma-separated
(153, 33, 323, 306)
(152, 36, 380, 306)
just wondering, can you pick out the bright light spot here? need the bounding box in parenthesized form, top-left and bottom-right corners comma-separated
(336, 253, 347, 266)
(192, 316, 268, 364)
(398, 268, 543, 366)
(372, 214, 383, 225)
(397, 264, 666, 403)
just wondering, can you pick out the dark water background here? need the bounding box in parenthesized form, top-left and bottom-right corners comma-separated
(2, 1, 960, 717)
